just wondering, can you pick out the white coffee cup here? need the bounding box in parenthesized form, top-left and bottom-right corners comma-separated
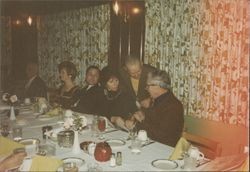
(137, 130, 148, 141)
(188, 146, 204, 160)
(24, 98, 31, 105)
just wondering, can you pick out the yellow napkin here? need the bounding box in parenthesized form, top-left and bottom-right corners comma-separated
(0, 136, 24, 156)
(30, 155, 62, 172)
(168, 137, 191, 160)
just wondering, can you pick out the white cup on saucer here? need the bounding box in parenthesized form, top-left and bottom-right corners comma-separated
(24, 98, 31, 105)
(187, 146, 204, 161)
(137, 130, 148, 142)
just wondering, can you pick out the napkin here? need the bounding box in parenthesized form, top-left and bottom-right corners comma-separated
(168, 137, 191, 160)
(29, 155, 62, 171)
(0, 136, 24, 156)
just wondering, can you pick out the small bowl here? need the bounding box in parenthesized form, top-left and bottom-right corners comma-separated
(80, 141, 93, 152)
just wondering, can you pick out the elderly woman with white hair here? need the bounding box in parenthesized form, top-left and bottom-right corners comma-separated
(120, 69, 184, 147)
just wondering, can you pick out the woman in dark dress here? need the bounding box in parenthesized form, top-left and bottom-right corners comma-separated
(53, 61, 80, 109)
(99, 66, 137, 127)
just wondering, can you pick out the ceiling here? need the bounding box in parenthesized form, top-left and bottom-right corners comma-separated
(0, 0, 111, 17)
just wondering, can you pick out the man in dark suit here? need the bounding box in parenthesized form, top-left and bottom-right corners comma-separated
(119, 55, 156, 109)
(128, 70, 184, 147)
(24, 62, 47, 99)
(73, 66, 103, 114)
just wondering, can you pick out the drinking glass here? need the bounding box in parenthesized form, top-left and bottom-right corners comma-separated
(12, 126, 22, 141)
(131, 139, 142, 154)
(0, 117, 10, 137)
(63, 162, 78, 172)
(97, 117, 106, 140)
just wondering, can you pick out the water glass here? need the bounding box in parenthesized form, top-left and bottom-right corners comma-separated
(87, 163, 102, 172)
(0, 118, 10, 137)
(12, 126, 22, 141)
(131, 139, 142, 154)
(63, 162, 78, 172)
(183, 155, 197, 171)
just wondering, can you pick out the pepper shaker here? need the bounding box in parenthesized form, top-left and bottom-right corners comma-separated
(116, 152, 122, 166)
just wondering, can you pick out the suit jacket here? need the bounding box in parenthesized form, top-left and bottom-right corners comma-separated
(137, 91, 184, 147)
(24, 76, 47, 99)
(73, 85, 103, 114)
(119, 64, 156, 102)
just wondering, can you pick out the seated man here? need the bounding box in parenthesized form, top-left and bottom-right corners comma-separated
(120, 69, 184, 147)
(24, 61, 47, 99)
(73, 66, 103, 114)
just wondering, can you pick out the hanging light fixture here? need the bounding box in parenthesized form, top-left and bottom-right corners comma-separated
(27, 16, 32, 26)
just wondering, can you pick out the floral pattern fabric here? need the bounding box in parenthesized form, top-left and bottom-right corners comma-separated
(144, 0, 249, 126)
(37, 4, 110, 88)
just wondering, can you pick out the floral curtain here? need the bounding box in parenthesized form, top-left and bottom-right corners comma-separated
(0, 17, 12, 91)
(37, 4, 110, 88)
(145, 0, 249, 126)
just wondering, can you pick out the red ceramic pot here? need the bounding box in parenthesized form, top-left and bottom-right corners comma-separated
(94, 142, 112, 162)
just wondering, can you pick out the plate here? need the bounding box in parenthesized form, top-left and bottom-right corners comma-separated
(151, 159, 178, 170)
(16, 119, 28, 126)
(106, 139, 126, 148)
(62, 157, 85, 167)
(19, 138, 40, 145)
(38, 115, 58, 121)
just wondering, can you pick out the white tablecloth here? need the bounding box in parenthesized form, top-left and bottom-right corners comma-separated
(2, 107, 190, 171)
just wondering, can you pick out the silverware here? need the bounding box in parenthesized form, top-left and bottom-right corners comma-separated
(141, 141, 155, 147)
(103, 129, 118, 134)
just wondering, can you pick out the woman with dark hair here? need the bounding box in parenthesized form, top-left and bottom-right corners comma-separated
(54, 61, 80, 109)
(99, 66, 137, 127)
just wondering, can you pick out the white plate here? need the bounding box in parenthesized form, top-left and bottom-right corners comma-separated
(151, 159, 178, 170)
(16, 119, 28, 126)
(106, 139, 126, 148)
(62, 157, 85, 167)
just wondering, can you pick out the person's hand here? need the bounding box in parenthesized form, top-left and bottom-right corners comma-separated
(124, 119, 136, 130)
(133, 111, 145, 122)
(140, 98, 152, 109)
(0, 151, 27, 171)
(111, 116, 126, 129)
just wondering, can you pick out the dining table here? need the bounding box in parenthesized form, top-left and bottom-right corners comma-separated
(1, 101, 246, 171)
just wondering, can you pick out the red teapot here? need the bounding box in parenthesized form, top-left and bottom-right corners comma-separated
(94, 142, 112, 162)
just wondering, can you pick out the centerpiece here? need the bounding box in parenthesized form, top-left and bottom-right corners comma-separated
(63, 112, 87, 154)
(2, 93, 18, 120)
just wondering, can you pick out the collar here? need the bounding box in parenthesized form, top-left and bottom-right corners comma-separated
(153, 91, 170, 106)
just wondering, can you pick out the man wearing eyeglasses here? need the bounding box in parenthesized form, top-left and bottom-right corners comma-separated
(119, 55, 156, 109)
(118, 69, 184, 147)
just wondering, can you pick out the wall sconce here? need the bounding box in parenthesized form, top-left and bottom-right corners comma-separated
(27, 16, 32, 26)
(113, 1, 141, 23)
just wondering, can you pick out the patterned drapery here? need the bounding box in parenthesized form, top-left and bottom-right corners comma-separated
(37, 4, 110, 88)
(145, 0, 249, 126)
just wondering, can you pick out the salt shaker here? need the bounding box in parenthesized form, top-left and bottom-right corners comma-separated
(110, 153, 116, 167)
(116, 152, 122, 166)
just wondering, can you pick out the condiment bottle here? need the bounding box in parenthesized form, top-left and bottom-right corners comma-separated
(116, 152, 122, 166)
(110, 153, 116, 167)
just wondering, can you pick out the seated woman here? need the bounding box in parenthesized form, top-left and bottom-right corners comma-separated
(73, 66, 103, 114)
(99, 66, 137, 127)
(53, 61, 80, 109)
(119, 69, 184, 147)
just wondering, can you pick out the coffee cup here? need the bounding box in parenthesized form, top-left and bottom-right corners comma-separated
(24, 98, 31, 105)
(137, 130, 148, 142)
(188, 146, 204, 160)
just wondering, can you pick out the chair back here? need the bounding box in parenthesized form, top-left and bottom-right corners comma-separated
(182, 132, 222, 159)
